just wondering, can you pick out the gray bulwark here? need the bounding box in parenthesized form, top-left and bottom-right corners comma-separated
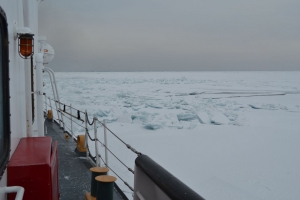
(45, 119, 125, 200)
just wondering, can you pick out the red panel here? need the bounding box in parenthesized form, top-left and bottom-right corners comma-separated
(7, 137, 58, 200)
(50, 141, 59, 200)
(8, 137, 51, 166)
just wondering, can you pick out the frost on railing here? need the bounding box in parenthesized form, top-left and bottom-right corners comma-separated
(44, 95, 139, 193)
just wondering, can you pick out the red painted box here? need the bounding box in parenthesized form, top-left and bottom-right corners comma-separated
(7, 137, 59, 200)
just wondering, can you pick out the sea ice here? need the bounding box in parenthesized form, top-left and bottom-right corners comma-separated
(197, 112, 211, 124)
(210, 112, 230, 125)
(117, 113, 132, 123)
(177, 112, 198, 121)
(143, 122, 163, 130)
(43, 71, 300, 200)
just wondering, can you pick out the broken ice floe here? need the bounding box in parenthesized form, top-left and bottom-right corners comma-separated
(197, 112, 211, 124)
(177, 113, 198, 121)
(117, 113, 132, 123)
(210, 112, 230, 125)
(144, 122, 163, 130)
(249, 103, 300, 112)
(146, 103, 163, 109)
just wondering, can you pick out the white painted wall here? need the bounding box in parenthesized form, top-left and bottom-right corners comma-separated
(0, 0, 41, 199)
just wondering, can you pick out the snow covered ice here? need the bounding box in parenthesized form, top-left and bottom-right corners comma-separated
(44, 71, 300, 200)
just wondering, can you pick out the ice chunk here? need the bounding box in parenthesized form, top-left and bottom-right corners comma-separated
(103, 117, 118, 123)
(249, 104, 261, 109)
(285, 105, 300, 112)
(165, 113, 181, 128)
(144, 122, 162, 130)
(117, 113, 132, 123)
(117, 92, 130, 98)
(189, 92, 198, 95)
(123, 103, 131, 108)
(132, 106, 141, 111)
(177, 113, 197, 121)
(110, 107, 123, 117)
(262, 104, 278, 110)
(165, 113, 179, 122)
(197, 112, 211, 124)
(211, 112, 230, 125)
(147, 103, 163, 109)
(96, 108, 110, 117)
(131, 111, 152, 123)
(249, 103, 278, 110)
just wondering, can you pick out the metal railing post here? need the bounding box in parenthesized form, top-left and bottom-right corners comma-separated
(44, 69, 61, 127)
(94, 115, 100, 166)
(103, 119, 108, 167)
(44, 94, 47, 112)
(45, 67, 65, 129)
(48, 97, 53, 122)
(36, 53, 44, 136)
(85, 110, 90, 161)
(45, 124, 47, 135)
(70, 103, 73, 138)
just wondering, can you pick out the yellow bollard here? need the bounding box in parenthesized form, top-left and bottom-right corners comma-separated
(77, 135, 87, 152)
(47, 110, 53, 119)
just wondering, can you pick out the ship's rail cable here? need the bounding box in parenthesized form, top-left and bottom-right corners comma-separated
(97, 119, 142, 156)
(85, 112, 95, 126)
(58, 108, 84, 122)
(87, 144, 96, 160)
(85, 129, 96, 141)
(45, 95, 85, 114)
(58, 110, 86, 129)
(45, 99, 141, 155)
(43, 96, 141, 178)
(98, 154, 134, 192)
(45, 99, 94, 140)
(44, 101, 51, 107)
(96, 139, 134, 174)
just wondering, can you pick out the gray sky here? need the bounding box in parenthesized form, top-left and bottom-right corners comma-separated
(39, 0, 300, 72)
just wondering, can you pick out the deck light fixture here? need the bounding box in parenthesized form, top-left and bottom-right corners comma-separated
(18, 33, 34, 59)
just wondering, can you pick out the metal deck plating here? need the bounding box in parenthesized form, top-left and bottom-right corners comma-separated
(45, 119, 126, 200)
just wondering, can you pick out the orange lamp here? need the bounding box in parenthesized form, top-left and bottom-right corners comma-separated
(18, 33, 34, 59)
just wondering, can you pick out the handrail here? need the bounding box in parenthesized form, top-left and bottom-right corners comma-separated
(135, 155, 205, 200)
(44, 96, 206, 199)
(44, 68, 64, 128)
(1, 186, 25, 200)
(44, 96, 137, 193)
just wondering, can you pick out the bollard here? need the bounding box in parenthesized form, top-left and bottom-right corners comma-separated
(95, 175, 117, 200)
(90, 167, 109, 199)
(47, 110, 53, 120)
(77, 135, 87, 152)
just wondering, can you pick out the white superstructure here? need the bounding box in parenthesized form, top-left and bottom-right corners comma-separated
(0, 1, 48, 199)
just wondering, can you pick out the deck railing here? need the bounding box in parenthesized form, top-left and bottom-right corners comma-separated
(44, 95, 205, 200)
(44, 95, 136, 194)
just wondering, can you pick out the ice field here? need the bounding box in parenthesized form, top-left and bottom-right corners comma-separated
(44, 71, 300, 200)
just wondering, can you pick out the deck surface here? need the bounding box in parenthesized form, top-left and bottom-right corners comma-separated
(45, 119, 125, 200)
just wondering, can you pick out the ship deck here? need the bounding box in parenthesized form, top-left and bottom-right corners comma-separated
(44, 118, 126, 200)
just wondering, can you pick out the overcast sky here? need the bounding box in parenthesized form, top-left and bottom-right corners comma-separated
(39, 0, 300, 72)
